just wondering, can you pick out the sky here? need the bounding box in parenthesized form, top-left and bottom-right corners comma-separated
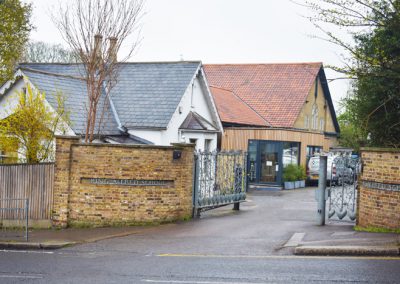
(27, 0, 351, 111)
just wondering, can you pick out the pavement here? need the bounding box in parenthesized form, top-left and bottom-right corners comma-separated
(1, 187, 399, 256)
(0, 225, 163, 249)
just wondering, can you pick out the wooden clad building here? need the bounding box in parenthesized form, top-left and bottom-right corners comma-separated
(204, 63, 339, 186)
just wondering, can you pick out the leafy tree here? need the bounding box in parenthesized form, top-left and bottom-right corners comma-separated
(337, 98, 368, 152)
(0, 84, 70, 163)
(21, 41, 79, 63)
(306, 0, 400, 148)
(0, 0, 32, 84)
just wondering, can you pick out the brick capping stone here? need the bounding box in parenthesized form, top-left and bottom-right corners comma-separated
(55, 135, 81, 140)
(52, 136, 195, 228)
(360, 147, 400, 153)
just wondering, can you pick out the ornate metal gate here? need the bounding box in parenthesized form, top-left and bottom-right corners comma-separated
(193, 151, 247, 217)
(327, 155, 361, 221)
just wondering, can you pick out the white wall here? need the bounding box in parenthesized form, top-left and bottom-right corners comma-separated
(164, 71, 220, 149)
(0, 78, 75, 162)
(180, 130, 218, 151)
(0, 78, 75, 136)
(0, 80, 25, 120)
(127, 129, 162, 145)
(128, 69, 221, 151)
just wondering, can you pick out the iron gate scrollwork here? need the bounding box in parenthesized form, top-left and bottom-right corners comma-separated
(328, 155, 361, 221)
(193, 151, 247, 217)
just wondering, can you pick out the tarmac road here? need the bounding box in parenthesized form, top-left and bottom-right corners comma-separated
(0, 188, 399, 283)
(0, 248, 399, 283)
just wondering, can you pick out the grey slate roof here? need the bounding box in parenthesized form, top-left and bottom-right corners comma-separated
(21, 68, 119, 135)
(20, 63, 85, 77)
(180, 112, 217, 131)
(19, 62, 201, 129)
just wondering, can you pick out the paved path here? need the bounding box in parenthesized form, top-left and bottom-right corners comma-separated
(1, 188, 398, 253)
(1, 188, 399, 283)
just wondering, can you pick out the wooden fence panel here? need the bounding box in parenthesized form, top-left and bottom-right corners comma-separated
(0, 163, 54, 220)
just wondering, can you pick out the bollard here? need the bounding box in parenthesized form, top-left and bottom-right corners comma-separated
(25, 198, 29, 242)
(317, 155, 327, 225)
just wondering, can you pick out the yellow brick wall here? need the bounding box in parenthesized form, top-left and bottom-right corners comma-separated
(52, 136, 194, 228)
(294, 78, 337, 133)
(358, 148, 400, 230)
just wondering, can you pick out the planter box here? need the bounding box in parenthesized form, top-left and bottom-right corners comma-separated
(299, 180, 305, 188)
(284, 181, 295, 190)
(295, 181, 301, 188)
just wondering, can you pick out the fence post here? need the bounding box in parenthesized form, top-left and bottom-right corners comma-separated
(317, 155, 327, 226)
(25, 198, 29, 242)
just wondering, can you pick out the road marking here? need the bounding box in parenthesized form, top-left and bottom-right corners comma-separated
(283, 232, 305, 247)
(0, 249, 54, 254)
(0, 274, 43, 279)
(331, 231, 355, 236)
(157, 253, 400, 261)
(143, 280, 261, 284)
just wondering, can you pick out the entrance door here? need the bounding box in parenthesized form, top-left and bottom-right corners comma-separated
(259, 141, 282, 185)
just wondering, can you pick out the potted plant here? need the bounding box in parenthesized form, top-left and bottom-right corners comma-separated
(283, 164, 297, 189)
(298, 165, 307, 188)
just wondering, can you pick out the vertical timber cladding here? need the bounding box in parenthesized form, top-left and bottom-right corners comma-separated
(52, 136, 195, 228)
(358, 148, 400, 230)
(221, 128, 337, 166)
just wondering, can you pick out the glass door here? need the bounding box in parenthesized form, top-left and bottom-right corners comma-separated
(248, 140, 258, 183)
(259, 141, 282, 185)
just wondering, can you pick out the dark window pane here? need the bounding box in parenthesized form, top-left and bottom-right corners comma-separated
(248, 140, 257, 182)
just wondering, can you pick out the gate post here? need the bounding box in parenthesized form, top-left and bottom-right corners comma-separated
(245, 152, 249, 192)
(192, 153, 200, 218)
(317, 155, 327, 225)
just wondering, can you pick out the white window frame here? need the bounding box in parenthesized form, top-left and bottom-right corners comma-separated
(304, 115, 309, 129)
(311, 104, 318, 130)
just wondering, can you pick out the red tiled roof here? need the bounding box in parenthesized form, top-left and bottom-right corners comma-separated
(209, 86, 268, 127)
(204, 63, 322, 128)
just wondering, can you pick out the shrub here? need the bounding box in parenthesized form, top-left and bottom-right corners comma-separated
(283, 164, 298, 182)
(283, 164, 307, 181)
(297, 165, 307, 180)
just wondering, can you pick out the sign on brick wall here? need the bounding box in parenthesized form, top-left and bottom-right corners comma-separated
(81, 178, 174, 187)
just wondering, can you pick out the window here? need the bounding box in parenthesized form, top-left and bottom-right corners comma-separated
(248, 140, 258, 182)
(320, 118, 325, 131)
(311, 104, 318, 130)
(283, 142, 300, 167)
(189, 138, 197, 149)
(204, 139, 212, 152)
(306, 145, 323, 165)
(304, 115, 309, 129)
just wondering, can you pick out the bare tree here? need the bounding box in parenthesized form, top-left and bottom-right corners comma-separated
(53, 0, 144, 142)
